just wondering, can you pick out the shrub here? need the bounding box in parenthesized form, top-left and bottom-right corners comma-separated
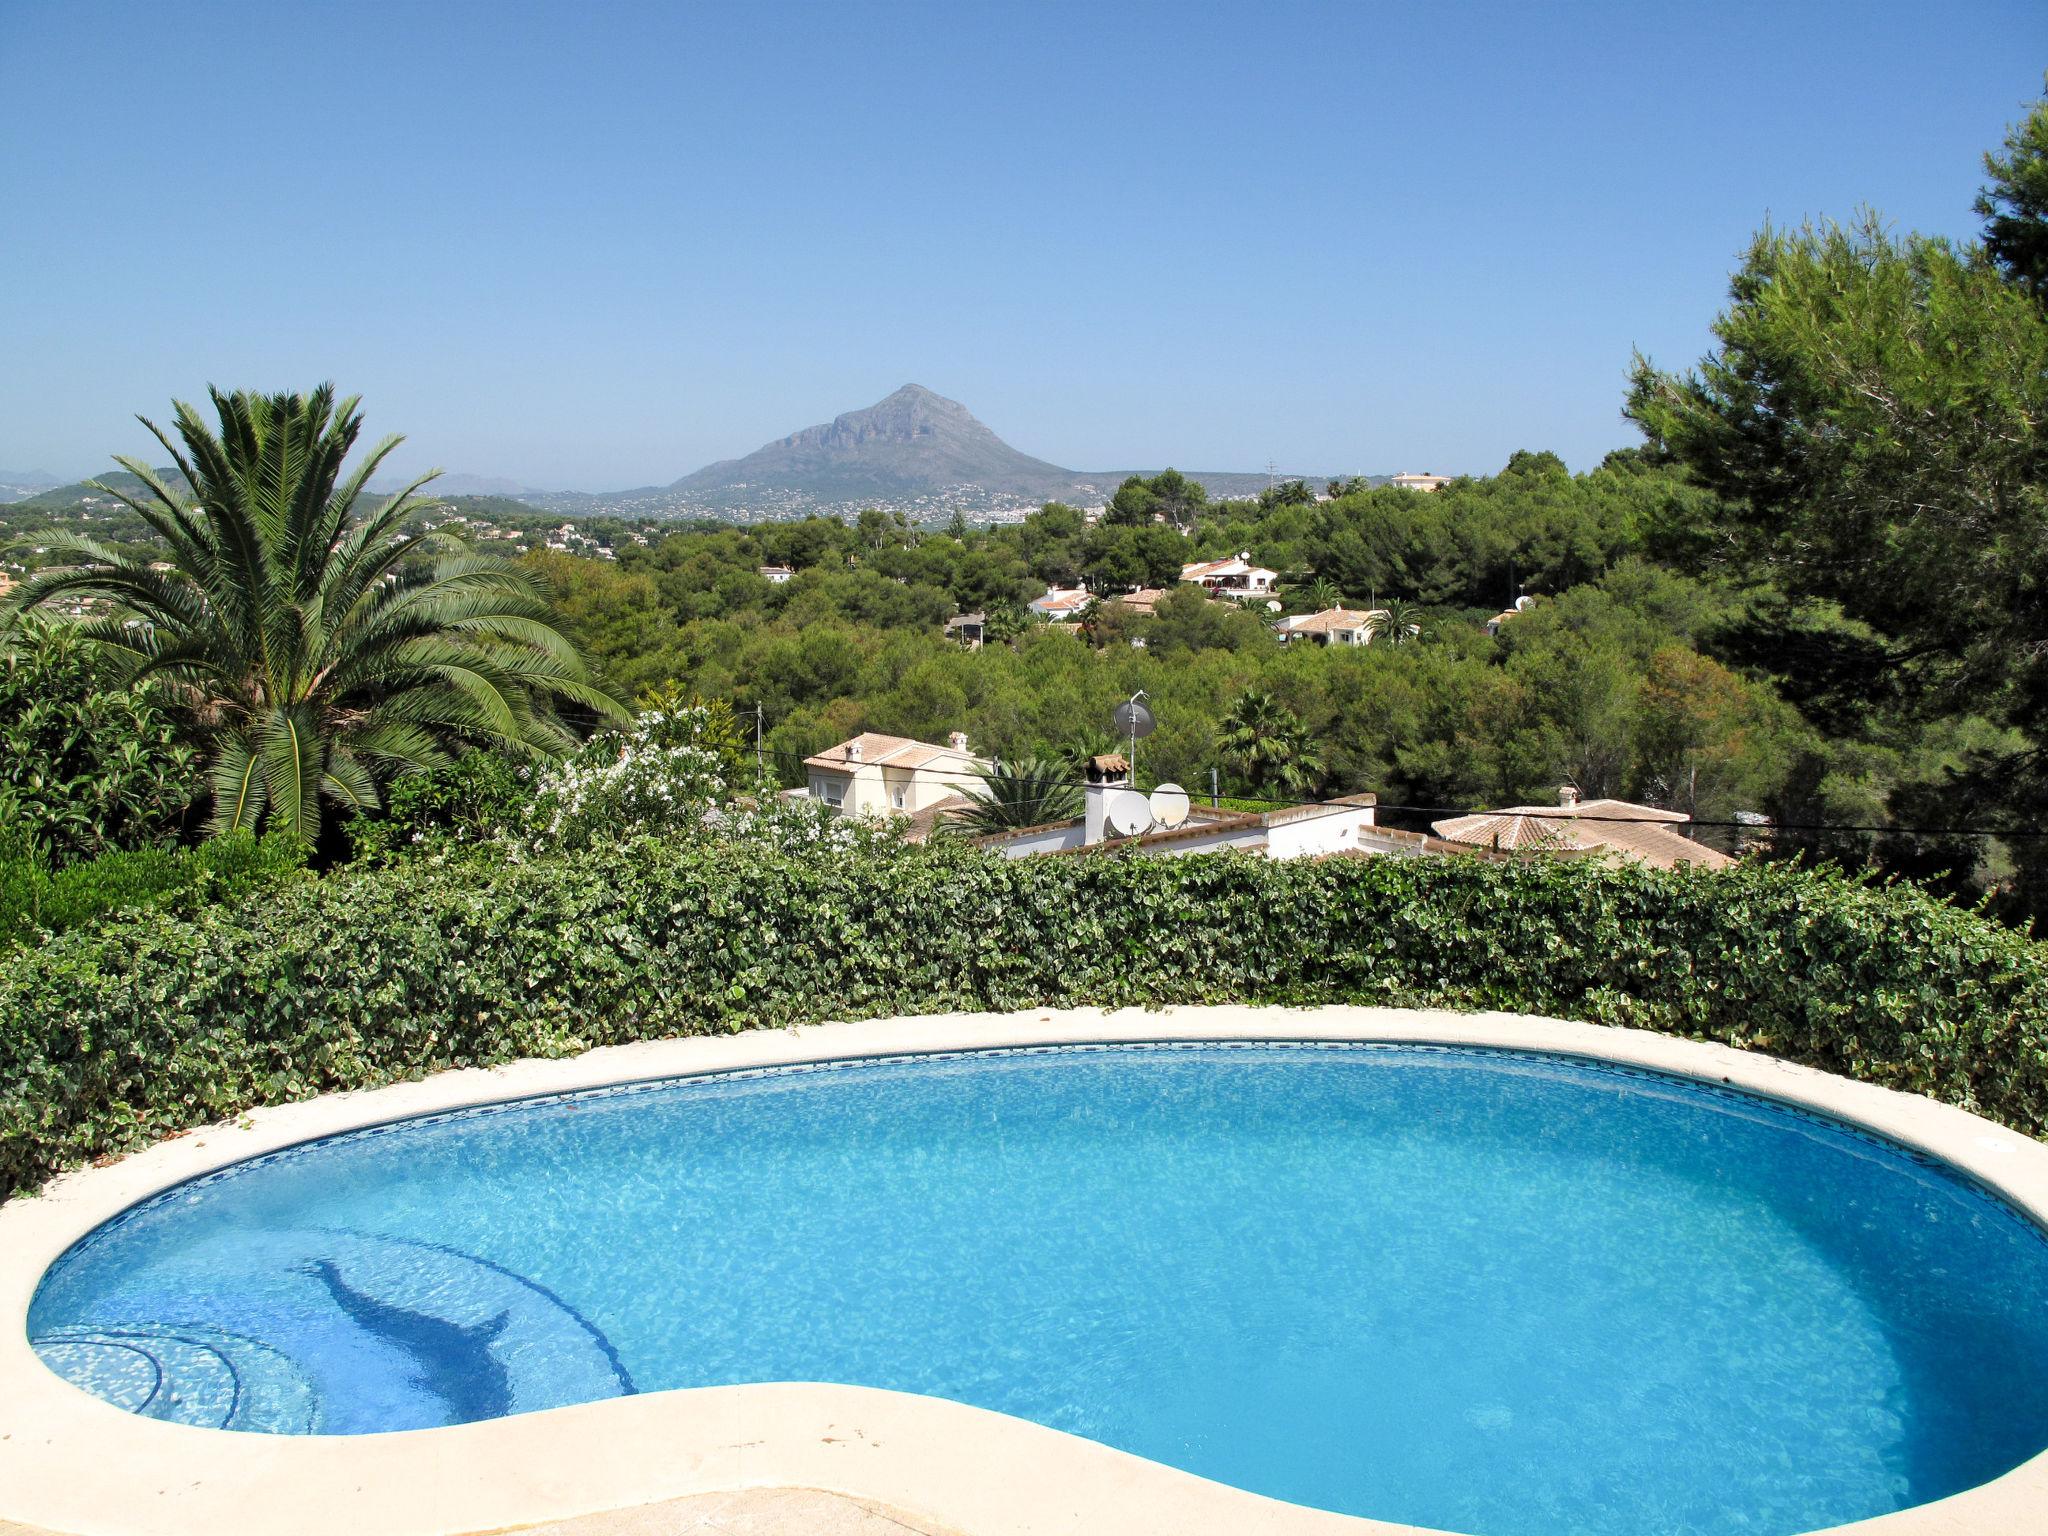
(0, 618, 199, 863)
(0, 831, 305, 953)
(343, 752, 532, 865)
(4, 846, 2047, 1199)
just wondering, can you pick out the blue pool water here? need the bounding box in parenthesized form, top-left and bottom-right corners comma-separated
(29, 1043, 2048, 1536)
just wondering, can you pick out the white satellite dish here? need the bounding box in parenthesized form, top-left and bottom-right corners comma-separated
(1150, 782, 1191, 829)
(1106, 788, 1154, 838)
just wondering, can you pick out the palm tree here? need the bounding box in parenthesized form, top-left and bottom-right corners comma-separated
(2, 386, 624, 843)
(948, 755, 1082, 834)
(1303, 576, 1344, 612)
(1369, 598, 1430, 647)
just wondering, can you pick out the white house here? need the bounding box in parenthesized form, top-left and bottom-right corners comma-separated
(801, 731, 989, 818)
(1391, 472, 1452, 492)
(1278, 606, 1385, 646)
(1029, 586, 1092, 619)
(973, 757, 1469, 863)
(759, 565, 796, 584)
(1179, 553, 1277, 599)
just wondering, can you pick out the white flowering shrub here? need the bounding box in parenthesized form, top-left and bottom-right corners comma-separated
(525, 708, 734, 853)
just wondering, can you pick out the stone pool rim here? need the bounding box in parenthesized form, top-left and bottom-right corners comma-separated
(2, 1005, 2045, 1536)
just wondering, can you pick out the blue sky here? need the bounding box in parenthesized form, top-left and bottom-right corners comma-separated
(2, 1, 2041, 489)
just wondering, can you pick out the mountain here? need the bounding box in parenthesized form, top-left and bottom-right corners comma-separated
(660, 383, 1089, 514)
(0, 470, 65, 504)
(519, 384, 1335, 520)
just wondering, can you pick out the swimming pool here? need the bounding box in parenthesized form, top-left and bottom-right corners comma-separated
(27, 1038, 2048, 1536)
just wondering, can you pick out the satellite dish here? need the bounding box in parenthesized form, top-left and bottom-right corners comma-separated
(1150, 783, 1191, 829)
(1106, 788, 1154, 838)
(1112, 699, 1156, 739)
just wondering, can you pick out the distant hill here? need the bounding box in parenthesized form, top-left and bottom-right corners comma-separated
(7, 389, 1355, 525)
(0, 470, 62, 504)
(667, 383, 1081, 511)
(523, 384, 1338, 520)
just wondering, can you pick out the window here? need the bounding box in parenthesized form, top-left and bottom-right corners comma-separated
(892, 785, 907, 809)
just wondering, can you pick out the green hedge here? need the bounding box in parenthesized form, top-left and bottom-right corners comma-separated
(5, 843, 2047, 1199)
(0, 832, 305, 953)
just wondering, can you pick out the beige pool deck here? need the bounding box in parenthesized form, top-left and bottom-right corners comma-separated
(4, 1005, 2048, 1536)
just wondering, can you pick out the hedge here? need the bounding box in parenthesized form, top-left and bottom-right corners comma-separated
(5, 841, 2047, 1199)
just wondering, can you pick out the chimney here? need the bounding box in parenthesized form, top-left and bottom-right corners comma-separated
(1083, 752, 1131, 845)
(1559, 785, 1580, 809)
(948, 730, 970, 754)
(846, 740, 862, 763)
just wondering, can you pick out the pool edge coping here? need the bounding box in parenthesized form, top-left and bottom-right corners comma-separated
(0, 1004, 2043, 1536)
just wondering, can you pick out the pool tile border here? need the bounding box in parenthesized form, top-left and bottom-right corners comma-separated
(3, 1005, 2046, 1536)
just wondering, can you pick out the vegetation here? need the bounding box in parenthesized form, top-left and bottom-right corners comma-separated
(1629, 85, 2048, 916)
(953, 756, 1081, 833)
(0, 618, 198, 862)
(4, 843, 2045, 1198)
(0, 829, 303, 953)
(1, 386, 621, 845)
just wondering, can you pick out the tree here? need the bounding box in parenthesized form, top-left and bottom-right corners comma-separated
(949, 754, 1081, 833)
(1101, 476, 1160, 528)
(1219, 688, 1322, 797)
(1978, 81, 2048, 298)
(1301, 576, 1344, 612)
(1625, 92, 2048, 915)
(3, 386, 623, 844)
(1369, 599, 1429, 646)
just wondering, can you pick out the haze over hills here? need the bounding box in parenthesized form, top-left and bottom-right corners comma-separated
(9, 387, 1353, 523)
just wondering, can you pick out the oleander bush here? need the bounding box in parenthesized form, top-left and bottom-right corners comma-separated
(4, 843, 2046, 1198)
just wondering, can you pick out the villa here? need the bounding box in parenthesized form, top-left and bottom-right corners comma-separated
(1028, 586, 1092, 619)
(1179, 553, 1277, 599)
(1390, 472, 1452, 492)
(1277, 606, 1386, 646)
(800, 730, 988, 821)
(1432, 785, 1733, 870)
(758, 564, 795, 583)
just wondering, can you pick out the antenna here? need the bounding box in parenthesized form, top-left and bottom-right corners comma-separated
(1266, 458, 1279, 490)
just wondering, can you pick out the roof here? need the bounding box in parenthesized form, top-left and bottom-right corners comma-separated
(803, 732, 986, 773)
(1029, 588, 1092, 614)
(943, 612, 986, 629)
(1282, 607, 1384, 636)
(1431, 799, 1734, 870)
(1109, 587, 1169, 615)
(899, 792, 975, 844)
(1180, 556, 1276, 581)
(758, 564, 794, 575)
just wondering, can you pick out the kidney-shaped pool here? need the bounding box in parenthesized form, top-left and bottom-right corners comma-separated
(29, 1042, 2048, 1536)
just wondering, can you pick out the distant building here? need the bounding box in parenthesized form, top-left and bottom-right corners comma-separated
(1278, 607, 1385, 646)
(1485, 593, 1539, 636)
(1179, 553, 1277, 599)
(759, 565, 795, 584)
(1029, 586, 1092, 619)
(1432, 786, 1734, 871)
(1391, 472, 1452, 492)
(801, 731, 989, 819)
(944, 612, 986, 649)
(974, 764, 1461, 862)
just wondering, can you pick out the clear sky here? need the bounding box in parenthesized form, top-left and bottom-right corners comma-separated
(2, 0, 2042, 490)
